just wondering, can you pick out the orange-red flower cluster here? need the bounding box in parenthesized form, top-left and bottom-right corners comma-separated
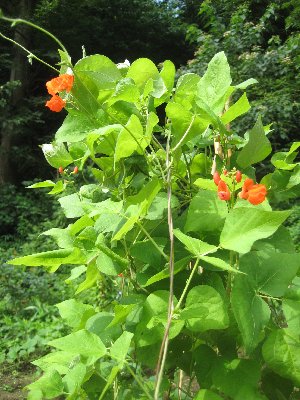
(45, 74, 74, 112)
(46, 95, 66, 112)
(213, 170, 267, 205)
(239, 178, 267, 205)
(217, 180, 231, 201)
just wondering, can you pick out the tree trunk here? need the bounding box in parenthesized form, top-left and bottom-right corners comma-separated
(0, 0, 33, 184)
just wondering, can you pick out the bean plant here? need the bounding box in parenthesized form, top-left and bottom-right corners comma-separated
(1, 13, 300, 400)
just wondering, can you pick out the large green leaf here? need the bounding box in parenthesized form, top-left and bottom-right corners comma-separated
(48, 329, 106, 364)
(26, 369, 64, 399)
(173, 229, 218, 257)
(174, 73, 200, 109)
(165, 102, 208, 148)
(58, 193, 85, 218)
(185, 190, 228, 234)
(55, 111, 99, 143)
(221, 93, 250, 124)
(212, 358, 263, 399)
(231, 273, 270, 353)
(197, 51, 232, 112)
(42, 227, 73, 249)
(63, 363, 86, 396)
(106, 77, 139, 107)
(135, 290, 183, 347)
(239, 251, 300, 297)
(110, 331, 133, 366)
(180, 285, 229, 332)
(86, 312, 122, 346)
(56, 299, 95, 330)
(32, 351, 78, 375)
(114, 114, 147, 162)
(220, 207, 290, 254)
(8, 248, 86, 271)
(41, 142, 73, 168)
(237, 117, 272, 168)
(126, 58, 159, 91)
(263, 329, 300, 385)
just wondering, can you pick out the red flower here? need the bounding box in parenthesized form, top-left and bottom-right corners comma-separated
(239, 178, 267, 205)
(213, 171, 221, 186)
(235, 170, 242, 183)
(218, 180, 231, 201)
(45, 95, 66, 112)
(46, 74, 74, 95)
(58, 166, 64, 174)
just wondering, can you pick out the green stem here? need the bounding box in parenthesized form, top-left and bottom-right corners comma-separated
(136, 221, 169, 262)
(0, 32, 59, 72)
(125, 363, 153, 400)
(175, 257, 200, 311)
(1, 16, 69, 55)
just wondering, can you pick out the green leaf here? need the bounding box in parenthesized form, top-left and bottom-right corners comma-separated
(110, 331, 133, 366)
(47, 180, 65, 195)
(65, 265, 86, 283)
(174, 73, 200, 109)
(180, 285, 229, 332)
(58, 193, 85, 218)
(126, 58, 159, 91)
(27, 180, 55, 189)
(221, 93, 250, 124)
(63, 363, 86, 395)
(159, 60, 175, 93)
(199, 255, 242, 274)
(173, 229, 218, 257)
(185, 190, 228, 234)
(237, 117, 272, 168)
(8, 248, 86, 272)
(96, 252, 122, 275)
(165, 102, 208, 148)
(220, 207, 290, 254)
(239, 251, 300, 297)
(106, 77, 139, 107)
(86, 312, 122, 346)
(235, 78, 258, 90)
(125, 177, 162, 214)
(283, 298, 300, 336)
(193, 345, 218, 388)
(197, 51, 232, 112)
(135, 291, 183, 347)
(42, 228, 73, 249)
(212, 358, 262, 399)
(26, 369, 64, 399)
(48, 329, 106, 364)
(42, 142, 73, 168)
(112, 205, 141, 241)
(193, 178, 216, 191)
(131, 238, 167, 267)
(194, 389, 223, 400)
(55, 111, 98, 143)
(114, 114, 147, 162)
(146, 192, 179, 220)
(56, 299, 95, 330)
(107, 304, 137, 328)
(263, 329, 300, 385)
(75, 262, 100, 294)
(142, 257, 191, 287)
(99, 366, 120, 400)
(231, 273, 270, 353)
(32, 351, 78, 375)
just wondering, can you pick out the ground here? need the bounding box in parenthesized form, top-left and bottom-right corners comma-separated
(0, 363, 35, 400)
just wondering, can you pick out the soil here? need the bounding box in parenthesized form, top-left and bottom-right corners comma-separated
(0, 363, 35, 400)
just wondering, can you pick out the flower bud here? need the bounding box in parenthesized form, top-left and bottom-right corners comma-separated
(73, 166, 79, 174)
(58, 166, 64, 174)
(236, 170, 242, 183)
(213, 171, 221, 186)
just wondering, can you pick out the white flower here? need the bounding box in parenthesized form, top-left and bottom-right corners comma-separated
(117, 59, 130, 69)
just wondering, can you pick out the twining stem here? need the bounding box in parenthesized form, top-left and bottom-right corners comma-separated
(125, 363, 153, 400)
(136, 221, 169, 262)
(1, 15, 69, 55)
(175, 257, 200, 311)
(172, 115, 195, 152)
(0, 32, 60, 72)
(154, 130, 174, 400)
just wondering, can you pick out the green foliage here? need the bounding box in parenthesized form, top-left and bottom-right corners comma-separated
(183, 0, 300, 148)
(3, 44, 300, 399)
